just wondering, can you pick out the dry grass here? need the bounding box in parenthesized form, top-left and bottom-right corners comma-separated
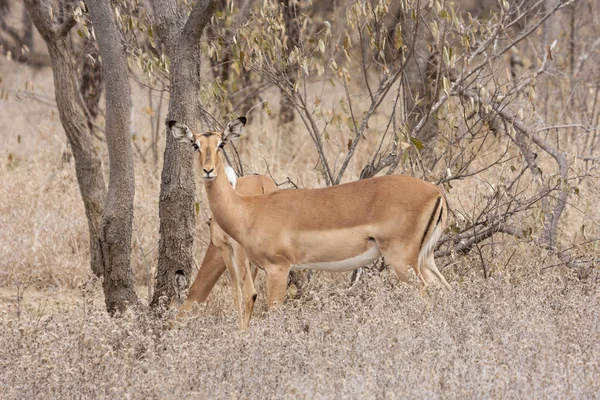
(2, 27, 600, 397)
(1, 269, 599, 399)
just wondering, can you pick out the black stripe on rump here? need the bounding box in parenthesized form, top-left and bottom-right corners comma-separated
(420, 197, 442, 248)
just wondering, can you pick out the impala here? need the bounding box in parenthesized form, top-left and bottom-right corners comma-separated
(170, 117, 450, 309)
(177, 172, 277, 330)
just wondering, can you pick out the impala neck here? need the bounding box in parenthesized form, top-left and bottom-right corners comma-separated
(203, 159, 246, 243)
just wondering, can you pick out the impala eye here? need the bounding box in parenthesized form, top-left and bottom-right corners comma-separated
(218, 141, 226, 149)
(192, 143, 199, 151)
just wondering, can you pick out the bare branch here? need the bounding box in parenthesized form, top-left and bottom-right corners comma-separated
(0, 15, 25, 43)
(578, 156, 600, 162)
(293, 92, 335, 185)
(411, 0, 569, 140)
(457, 83, 569, 251)
(53, 15, 77, 37)
(435, 223, 524, 258)
(23, 0, 55, 39)
(335, 41, 416, 184)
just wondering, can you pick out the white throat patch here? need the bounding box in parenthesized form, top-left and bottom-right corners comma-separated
(224, 166, 237, 189)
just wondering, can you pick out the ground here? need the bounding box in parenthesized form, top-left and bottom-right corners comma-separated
(1, 270, 599, 398)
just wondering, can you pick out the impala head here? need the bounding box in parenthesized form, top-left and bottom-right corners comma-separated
(168, 117, 246, 181)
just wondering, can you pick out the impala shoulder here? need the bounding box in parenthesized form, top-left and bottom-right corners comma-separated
(235, 175, 261, 194)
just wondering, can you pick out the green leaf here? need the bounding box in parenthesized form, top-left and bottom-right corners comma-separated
(344, 34, 352, 49)
(410, 136, 424, 150)
(231, 61, 240, 75)
(263, 101, 271, 115)
(394, 25, 403, 50)
(195, 202, 200, 215)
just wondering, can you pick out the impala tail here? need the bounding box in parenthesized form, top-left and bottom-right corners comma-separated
(417, 193, 451, 290)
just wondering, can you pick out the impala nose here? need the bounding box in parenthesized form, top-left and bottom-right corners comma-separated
(203, 168, 214, 175)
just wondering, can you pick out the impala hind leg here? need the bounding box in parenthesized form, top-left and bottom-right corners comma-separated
(378, 243, 421, 287)
(265, 264, 290, 309)
(421, 253, 451, 291)
(177, 243, 226, 319)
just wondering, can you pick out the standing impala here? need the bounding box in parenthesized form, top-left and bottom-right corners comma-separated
(170, 117, 450, 309)
(177, 172, 278, 330)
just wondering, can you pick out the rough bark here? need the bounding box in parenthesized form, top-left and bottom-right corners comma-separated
(24, 0, 107, 277)
(87, 0, 138, 314)
(79, 37, 103, 126)
(150, 0, 219, 307)
(279, 0, 298, 124)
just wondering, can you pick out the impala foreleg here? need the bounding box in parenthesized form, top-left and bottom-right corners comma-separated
(265, 264, 290, 309)
(233, 247, 258, 330)
(220, 244, 247, 330)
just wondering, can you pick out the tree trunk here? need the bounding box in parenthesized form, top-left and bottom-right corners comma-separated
(24, 0, 107, 278)
(279, 0, 298, 124)
(150, 0, 219, 307)
(79, 37, 103, 126)
(87, 0, 138, 314)
(152, 50, 198, 306)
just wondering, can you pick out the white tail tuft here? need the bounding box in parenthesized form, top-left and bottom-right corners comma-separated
(224, 166, 237, 189)
(418, 199, 444, 273)
(418, 222, 443, 271)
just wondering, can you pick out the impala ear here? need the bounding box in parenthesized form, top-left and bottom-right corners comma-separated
(222, 117, 246, 142)
(168, 120, 194, 144)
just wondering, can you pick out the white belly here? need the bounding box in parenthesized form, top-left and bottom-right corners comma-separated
(291, 243, 382, 272)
